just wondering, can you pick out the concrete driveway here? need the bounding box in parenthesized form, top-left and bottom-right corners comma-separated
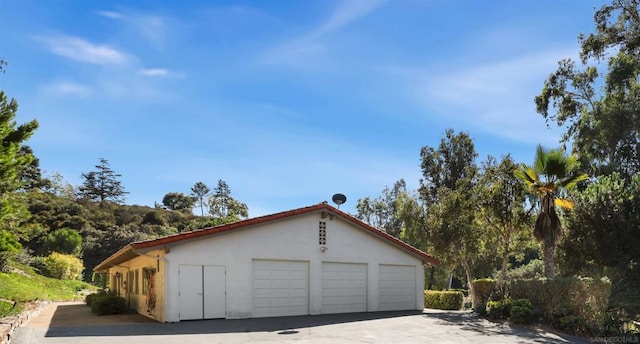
(12, 302, 589, 344)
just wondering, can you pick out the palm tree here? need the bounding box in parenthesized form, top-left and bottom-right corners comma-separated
(515, 145, 588, 278)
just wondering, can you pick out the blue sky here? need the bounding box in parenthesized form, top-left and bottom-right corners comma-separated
(1, 0, 606, 216)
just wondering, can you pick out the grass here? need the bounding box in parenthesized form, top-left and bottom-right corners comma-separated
(0, 261, 96, 317)
(0, 300, 23, 317)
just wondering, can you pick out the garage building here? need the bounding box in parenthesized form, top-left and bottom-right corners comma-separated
(94, 203, 439, 322)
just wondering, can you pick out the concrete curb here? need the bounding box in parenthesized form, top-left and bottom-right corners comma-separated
(0, 301, 49, 344)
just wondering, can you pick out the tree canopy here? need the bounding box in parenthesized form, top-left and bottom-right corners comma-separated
(77, 158, 128, 204)
(208, 180, 248, 220)
(0, 91, 39, 227)
(162, 192, 195, 211)
(535, 0, 640, 178)
(190, 181, 210, 216)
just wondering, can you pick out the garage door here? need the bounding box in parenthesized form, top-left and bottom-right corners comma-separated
(321, 262, 367, 314)
(378, 264, 416, 311)
(252, 260, 308, 317)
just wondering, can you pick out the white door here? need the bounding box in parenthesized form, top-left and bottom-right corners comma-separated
(252, 260, 308, 317)
(379, 264, 416, 311)
(204, 266, 226, 318)
(321, 262, 367, 314)
(179, 265, 203, 320)
(179, 265, 226, 320)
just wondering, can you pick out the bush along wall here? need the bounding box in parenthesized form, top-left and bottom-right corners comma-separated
(86, 292, 128, 315)
(507, 276, 611, 335)
(424, 290, 463, 310)
(472, 278, 497, 314)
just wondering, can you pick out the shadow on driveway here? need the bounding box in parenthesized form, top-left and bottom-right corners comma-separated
(46, 304, 423, 338)
(423, 310, 589, 344)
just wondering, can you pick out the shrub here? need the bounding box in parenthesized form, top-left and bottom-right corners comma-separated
(40, 228, 82, 257)
(0, 251, 13, 272)
(485, 298, 533, 324)
(508, 277, 611, 334)
(557, 315, 590, 336)
(487, 299, 511, 320)
(472, 278, 496, 305)
(43, 252, 84, 280)
(424, 290, 463, 310)
(30, 256, 48, 275)
(508, 299, 533, 324)
(88, 292, 128, 315)
(504, 259, 544, 280)
(0, 230, 21, 253)
(474, 303, 488, 316)
(85, 292, 97, 306)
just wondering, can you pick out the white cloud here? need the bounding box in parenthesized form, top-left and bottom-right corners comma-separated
(313, 0, 385, 37)
(97, 10, 124, 19)
(139, 68, 169, 77)
(42, 81, 92, 96)
(261, 0, 385, 65)
(135, 15, 166, 46)
(97, 9, 166, 46)
(402, 49, 576, 145)
(42, 35, 130, 65)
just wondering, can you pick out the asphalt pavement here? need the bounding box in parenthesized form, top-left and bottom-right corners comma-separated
(12, 302, 590, 344)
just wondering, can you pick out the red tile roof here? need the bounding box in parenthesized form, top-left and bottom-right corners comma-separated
(94, 203, 439, 271)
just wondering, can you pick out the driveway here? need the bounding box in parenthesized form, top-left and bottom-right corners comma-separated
(12, 302, 589, 344)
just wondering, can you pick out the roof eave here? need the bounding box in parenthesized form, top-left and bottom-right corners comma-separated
(93, 244, 135, 272)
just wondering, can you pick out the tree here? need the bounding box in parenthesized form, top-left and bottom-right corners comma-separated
(420, 129, 487, 306)
(162, 192, 195, 211)
(39, 228, 83, 257)
(190, 182, 210, 216)
(0, 230, 21, 253)
(0, 57, 6, 74)
(559, 173, 640, 315)
(41, 171, 76, 199)
(535, 0, 640, 178)
(478, 155, 532, 283)
(419, 128, 477, 204)
(77, 158, 128, 204)
(355, 179, 407, 237)
(514, 145, 588, 278)
(208, 180, 248, 219)
(396, 191, 427, 249)
(19, 146, 46, 191)
(0, 91, 39, 226)
(426, 175, 490, 306)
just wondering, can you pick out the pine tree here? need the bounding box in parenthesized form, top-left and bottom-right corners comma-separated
(0, 91, 39, 225)
(77, 158, 128, 204)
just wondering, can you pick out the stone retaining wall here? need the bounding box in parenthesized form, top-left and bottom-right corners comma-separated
(0, 301, 48, 344)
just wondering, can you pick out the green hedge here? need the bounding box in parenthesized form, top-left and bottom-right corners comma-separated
(508, 277, 611, 335)
(86, 292, 128, 315)
(424, 290, 463, 310)
(472, 278, 496, 305)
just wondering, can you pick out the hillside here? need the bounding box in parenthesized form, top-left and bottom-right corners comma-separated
(0, 262, 95, 317)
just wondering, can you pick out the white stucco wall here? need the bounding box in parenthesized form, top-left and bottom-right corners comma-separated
(162, 211, 425, 321)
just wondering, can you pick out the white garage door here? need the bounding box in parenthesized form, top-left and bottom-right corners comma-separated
(379, 264, 416, 311)
(252, 260, 308, 317)
(321, 262, 367, 314)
